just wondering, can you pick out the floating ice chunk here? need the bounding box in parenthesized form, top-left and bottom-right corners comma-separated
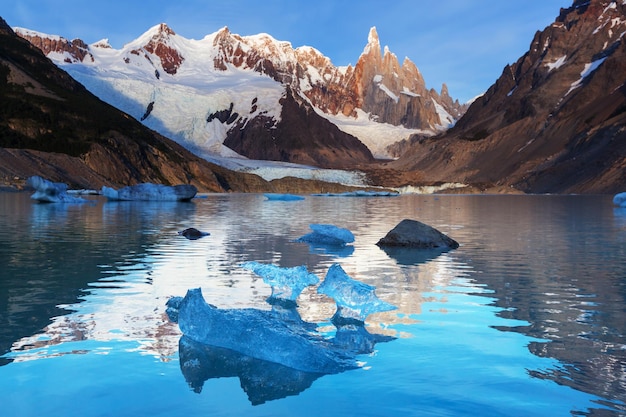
(264, 193, 305, 201)
(173, 288, 354, 374)
(101, 183, 197, 201)
(318, 264, 397, 323)
(614, 192, 626, 208)
(296, 224, 355, 246)
(241, 262, 319, 302)
(27, 176, 87, 203)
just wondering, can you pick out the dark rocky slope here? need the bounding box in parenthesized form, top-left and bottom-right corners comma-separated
(387, 0, 626, 194)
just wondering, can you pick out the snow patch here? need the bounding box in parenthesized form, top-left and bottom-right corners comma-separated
(545, 55, 567, 72)
(321, 108, 432, 159)
(565, 57, 607, 96)
(432, 98, 455, 130)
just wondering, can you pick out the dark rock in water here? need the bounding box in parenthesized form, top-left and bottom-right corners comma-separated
(179, 227, 210, 240)
(376, 219, 459, 249)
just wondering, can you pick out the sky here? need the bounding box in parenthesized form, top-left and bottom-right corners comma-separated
(4, 0, 571, 103)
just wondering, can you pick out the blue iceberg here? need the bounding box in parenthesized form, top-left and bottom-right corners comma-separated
(318, 263, 397, 324)
(613, 192, 626, 208)
(169, 288, 355, 374)
(167, 287, 395, 403)
(241, 262, 319, 303)
(27, 176, 87, 203)
(296, 224, 355, 246)
(264, 193, 305, 201)
(101, 183, 197, 201)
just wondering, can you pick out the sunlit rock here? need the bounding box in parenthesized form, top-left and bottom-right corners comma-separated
(101, 183, 197, 201)
(27, 176, 87, 203)
(613, 192, 626, 208)
(296, 224, 355, 246)
(241, 262, 319, 303)
(318, 263, 397, 324)
(376, 218, 459, 249)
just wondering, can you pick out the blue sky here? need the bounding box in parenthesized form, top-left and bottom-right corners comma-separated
(5, 0, 570, 103)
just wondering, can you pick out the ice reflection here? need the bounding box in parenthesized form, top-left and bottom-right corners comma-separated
(174, 292, 394, 405)
(2, 193, 624, 415)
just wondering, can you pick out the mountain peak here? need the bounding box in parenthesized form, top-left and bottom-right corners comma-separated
(152, 23, 175, 37)
(367, 27, 380, 46)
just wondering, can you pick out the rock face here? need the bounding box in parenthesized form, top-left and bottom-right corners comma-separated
(14, 23, 466, 167)
(223, 88, 375, 168)
(392, 0, 626, 194)
(376, 219, 459, 249)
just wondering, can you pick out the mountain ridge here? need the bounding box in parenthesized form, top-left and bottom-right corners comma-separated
(387, 0, 626, 194)
(0, 17, 379, 194)
(14, 23, 467, 166)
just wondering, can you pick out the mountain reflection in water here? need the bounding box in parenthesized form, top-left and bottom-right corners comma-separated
(0, 192, 624, 416)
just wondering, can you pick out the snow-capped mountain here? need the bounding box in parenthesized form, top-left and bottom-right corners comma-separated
(390, 0, 626, 194)
(16, 24, 466, 167)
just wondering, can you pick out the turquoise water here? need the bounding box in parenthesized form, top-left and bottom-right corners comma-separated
(1, 192, 624, 416)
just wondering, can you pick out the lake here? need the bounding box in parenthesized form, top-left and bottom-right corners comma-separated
(0, 191, 624, 416)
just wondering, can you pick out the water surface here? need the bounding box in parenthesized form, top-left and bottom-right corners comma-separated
(0, 192, 624, 416)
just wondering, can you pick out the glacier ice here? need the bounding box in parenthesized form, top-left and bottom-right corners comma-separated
(169, 288, 356, 374)
(101, 183, 197, 201)
(264, 193, 305, 201)
(614, 192, 626, 208)
(296, 224, 355, 246)
(167, 287, 395, 403)
(27, 176, 87, 203)
(241, 262, 319, 303)
(318, 263, 397, 324)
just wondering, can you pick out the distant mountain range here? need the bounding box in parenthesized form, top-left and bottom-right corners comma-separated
(14, 24, 466, 169)
(1, 0, 625, 194)
(0, 17, 373, 194)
